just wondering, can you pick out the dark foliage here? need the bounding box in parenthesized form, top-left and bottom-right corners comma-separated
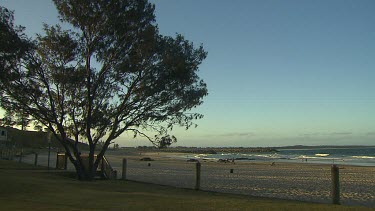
(0, 1, 207, 180)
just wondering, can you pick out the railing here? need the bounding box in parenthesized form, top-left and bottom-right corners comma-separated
(101, 155, 117, 179)
(2, 150, 117, 179)
(0, 148, 15, 160)
(56, 153, 116, 179)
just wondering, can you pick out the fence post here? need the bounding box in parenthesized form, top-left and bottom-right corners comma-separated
(47, 143, 51, 170)
(64, 153, 68, 170)
(34, 153, 38, 166)
(56, 153, 59, 169)
(8, 149, 13, 160)
(111, 170, 117, 180)
(18, 149, 23, 163)
(195, 162, 201, 190)
(122, 158, 127, 180)
(331, 165, 340, 205)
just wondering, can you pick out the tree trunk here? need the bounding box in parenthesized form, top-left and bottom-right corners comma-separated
(68, 152, 97, 181)
(73, 160, 96, 181)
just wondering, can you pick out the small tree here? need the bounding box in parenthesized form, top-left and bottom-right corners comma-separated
(157, 135, 177, 149)
(0, 1, 207, 180)
(113, 143, 119, 150)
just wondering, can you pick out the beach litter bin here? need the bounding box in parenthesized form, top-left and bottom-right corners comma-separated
(56, 152, 68, 170)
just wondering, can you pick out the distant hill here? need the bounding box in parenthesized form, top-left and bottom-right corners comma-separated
(1, 126, 88, 150)
(275, 145, 375, 149)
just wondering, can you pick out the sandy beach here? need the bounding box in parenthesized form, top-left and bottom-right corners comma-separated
(104, 151, 375, 208)
(21, 150, 375, 207)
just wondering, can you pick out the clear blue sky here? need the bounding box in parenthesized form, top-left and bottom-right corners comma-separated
(1, 0, 375, 147)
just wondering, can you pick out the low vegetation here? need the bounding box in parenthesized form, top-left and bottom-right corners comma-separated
(2, 126, 88, 150)
(0, 160, 372, 211)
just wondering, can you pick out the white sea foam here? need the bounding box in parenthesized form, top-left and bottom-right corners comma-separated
(352, 156, 375, 159)
(189, 147, 375, 166)
(194, 154, 208, 158)
(315, 153, 330, 157)
(295, 155, 328, 160)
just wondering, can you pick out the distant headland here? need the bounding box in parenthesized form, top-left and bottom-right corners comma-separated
(136, 146, 279, 154)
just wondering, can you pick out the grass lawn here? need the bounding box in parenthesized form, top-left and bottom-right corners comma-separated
(0, 160, 372, 211)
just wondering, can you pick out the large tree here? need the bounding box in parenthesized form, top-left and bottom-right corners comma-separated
(0, 7, 33, 131)
(0, 1, 207, 180)
(0, 6, 32, 72)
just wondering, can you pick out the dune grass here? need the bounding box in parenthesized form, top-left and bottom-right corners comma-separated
(0, 160, 372, 211)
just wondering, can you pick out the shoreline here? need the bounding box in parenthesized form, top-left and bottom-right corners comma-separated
(120, 151, 375, 207)
(20, 150, 375, 207)
(121, 150, 375, 167)
(108, 151, 375, 207)
(136, 146, 280, 154)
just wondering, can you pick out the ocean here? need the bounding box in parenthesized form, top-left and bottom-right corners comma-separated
(188, 146, 375, 166)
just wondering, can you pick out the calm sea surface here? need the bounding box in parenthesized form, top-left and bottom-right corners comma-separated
(188, 147, 375, 166)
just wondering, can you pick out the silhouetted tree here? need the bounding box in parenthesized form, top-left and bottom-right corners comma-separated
(34, 124, 43, 132)
(0, 7, 33, 131)
(0, 1, 207, 180)
(0, 110, 31, 130)
(0, 6, 32, 72)
(113, 143, 119, 150)
(157, 135, 177, 149)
